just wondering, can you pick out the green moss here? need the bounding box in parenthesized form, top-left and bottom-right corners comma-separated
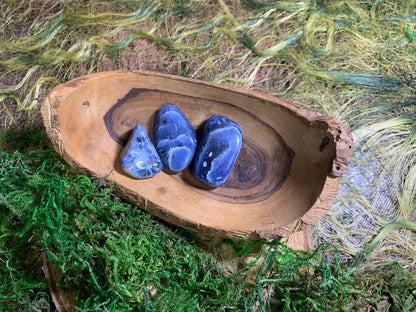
(0, 133, 415, 311)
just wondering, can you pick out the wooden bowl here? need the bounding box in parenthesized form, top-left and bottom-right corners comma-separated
(41, 71, 353, 240)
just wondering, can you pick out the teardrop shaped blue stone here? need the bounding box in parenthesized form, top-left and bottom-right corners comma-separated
(120, 124, 163, 179)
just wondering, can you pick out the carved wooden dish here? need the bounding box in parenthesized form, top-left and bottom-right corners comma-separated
(41, 70, 353, 240)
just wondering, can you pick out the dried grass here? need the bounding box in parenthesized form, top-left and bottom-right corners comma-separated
(1, 0, 416, 310)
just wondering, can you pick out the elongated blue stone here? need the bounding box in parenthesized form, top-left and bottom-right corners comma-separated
(154, 104, 197, 173)
(193, 115, 243, 187)
(120, 124, 163, 179)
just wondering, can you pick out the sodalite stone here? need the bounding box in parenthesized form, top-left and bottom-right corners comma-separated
(193, 115, 243, 187)
(154, 104, 197, 173)
(120, 124, 163, 179)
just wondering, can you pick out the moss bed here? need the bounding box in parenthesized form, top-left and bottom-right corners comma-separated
(1, 131, 415, 311)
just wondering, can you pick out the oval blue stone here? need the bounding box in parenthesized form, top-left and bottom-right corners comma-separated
(193, 115, 243, 187)
(120, 124, 163, 179)
(154, 104, 197, 173)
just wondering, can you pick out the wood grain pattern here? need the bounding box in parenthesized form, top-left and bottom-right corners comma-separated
(104, 88, 293, 203)
(41, 70, 353, 240)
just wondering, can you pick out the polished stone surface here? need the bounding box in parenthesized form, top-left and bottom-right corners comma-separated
(154, 104, 197, 173)
(120, 124, 163, 179)
(193, 115, 243, 187)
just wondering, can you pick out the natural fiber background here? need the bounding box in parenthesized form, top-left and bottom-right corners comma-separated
(1, 0, 416, 311)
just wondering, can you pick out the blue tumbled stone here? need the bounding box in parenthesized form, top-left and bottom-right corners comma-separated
(193, 115, 243, 187)
(154, 104, 197, 173)
(120, 124, 163, 179)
